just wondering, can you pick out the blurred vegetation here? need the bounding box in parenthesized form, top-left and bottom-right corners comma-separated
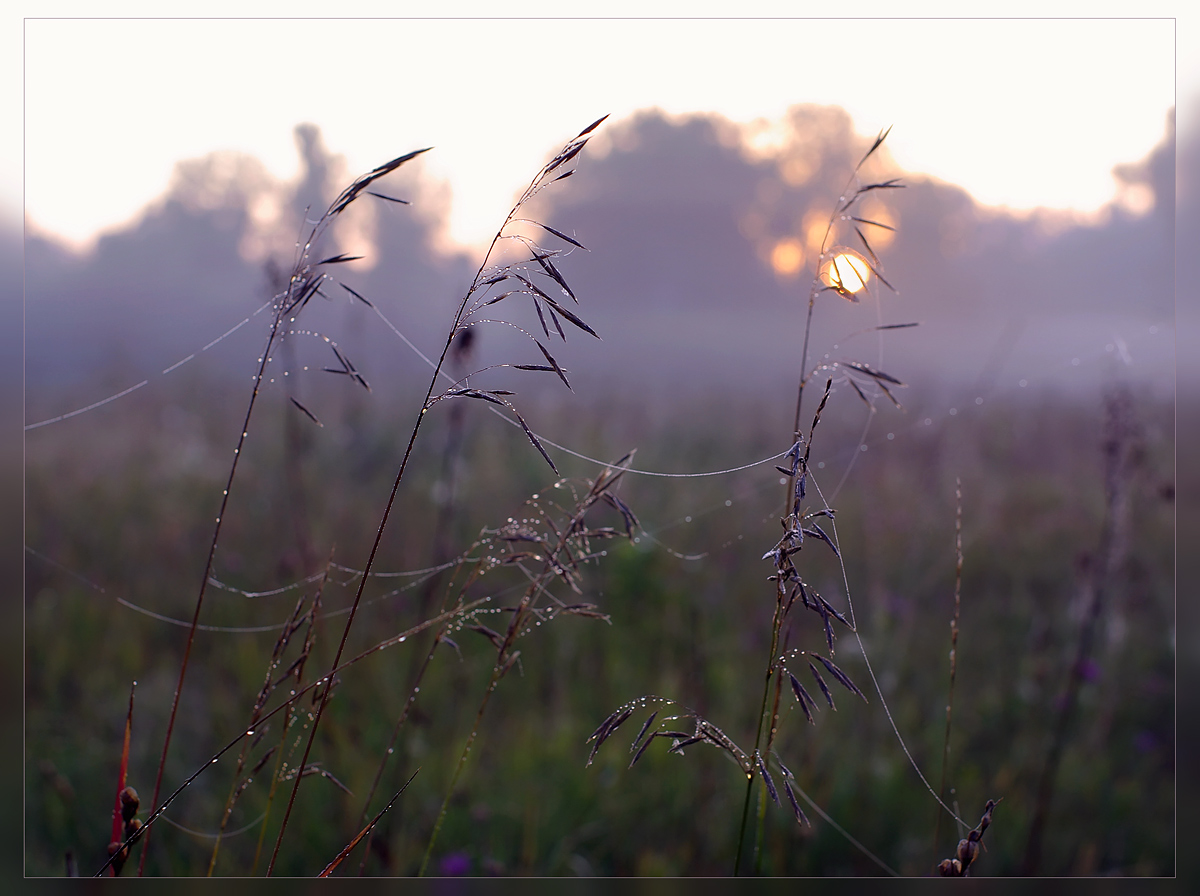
(24, 357, 1175, 876)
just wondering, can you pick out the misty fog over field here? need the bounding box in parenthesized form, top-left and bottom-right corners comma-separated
(22, 102, 1180, 433)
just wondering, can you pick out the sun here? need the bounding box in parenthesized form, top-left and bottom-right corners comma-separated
(820, 251, 871, 294)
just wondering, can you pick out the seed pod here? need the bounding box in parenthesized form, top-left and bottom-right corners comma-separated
(108, 841, 129, 875)
(120, 785, 139, 822)
(956, 836, 979, 867)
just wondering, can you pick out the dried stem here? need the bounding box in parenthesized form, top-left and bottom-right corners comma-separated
(1021, 386, 1139, 874)
(933, 477, 963, 860)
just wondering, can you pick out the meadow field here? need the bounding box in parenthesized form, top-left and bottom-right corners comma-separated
(23, 115, 1177, 877)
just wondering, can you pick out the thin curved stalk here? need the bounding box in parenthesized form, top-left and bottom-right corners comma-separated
(138, 145, 429, 875)
(138, 318, 283, 876)
(933, 478, 963, 861)
(355, 557, 483, 874)
(265, 389, 434, 875)
(735, 135, 891, 874)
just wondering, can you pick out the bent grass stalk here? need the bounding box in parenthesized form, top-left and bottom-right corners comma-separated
(105, 118, 607, 874)
(733, 128, 900, 875)
(264, 117, 608, 874)
(102, 119, 604, 878)
(584, 128, 903, 877)
(139, 144, 431, 875)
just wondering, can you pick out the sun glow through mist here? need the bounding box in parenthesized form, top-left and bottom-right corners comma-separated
(821, 251, 871, 294)
(770, 238, 806, 277)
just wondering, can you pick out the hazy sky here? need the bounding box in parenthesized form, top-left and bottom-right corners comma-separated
(13, 3, 1192, 254)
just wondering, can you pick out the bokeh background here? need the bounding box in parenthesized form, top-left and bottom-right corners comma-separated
(15, 7, 1190, 879)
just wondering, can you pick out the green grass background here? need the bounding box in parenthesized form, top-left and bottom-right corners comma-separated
(23, 368, 1175, 877)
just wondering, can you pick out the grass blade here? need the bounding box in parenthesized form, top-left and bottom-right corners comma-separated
(318, 770, 418, 878)
(537, 222, 587, 249)
(289, 397, 323, 427)
(576, 114, 610, 138)
(512, 408, 558, 474)
(630, 710, 659, 753)
(856, 125, 893, 169)
(535, 340, 572, 390)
